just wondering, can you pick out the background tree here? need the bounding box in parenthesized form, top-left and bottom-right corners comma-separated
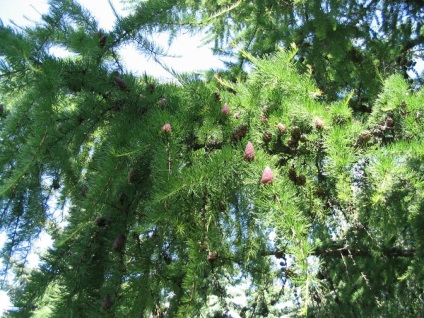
(174, 0, 423, 110)
(1, 0, 424, 317)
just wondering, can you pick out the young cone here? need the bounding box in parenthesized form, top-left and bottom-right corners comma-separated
(244, 141, 255, 161)
(277, 123, 286, 133)
(315, 118, 324, 130)
(261, 166, 274, 184)
(161, 123, 172, 134)
(221, 104, 230, 115)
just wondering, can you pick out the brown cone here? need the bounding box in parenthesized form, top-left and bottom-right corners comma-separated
(113, 235, 126, 252)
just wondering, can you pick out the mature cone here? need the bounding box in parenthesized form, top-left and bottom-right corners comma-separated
(221, 104, 230, 115)
(315, 188, 325, 197)
(213, 92, 222, 103)
(78, 184, 88, 198)
(232, 124, 248, 141)
(291, 126, 302, 140)
(51, 179, 60, 190)
(287, 167, 297, 182)
(358, 130, 372, 143)
(161, 123, 172, 134)
(118, 192, 128, 205)
(115, 76, 127, 91)
(244, 141, 255, 162)
(112, 102, 122, 111)
(162, 252, 172, 265)
(98, 35, 107, 48)
(160, 97, 167, 104)
(146, 83, 155, 94)
(102, 295, 112, 310)
(275, 251, 284, 259)
(113, 235, 126, 252)
(208, 251, 219, 263)
(0, 103, 4, 114)
(385, 116, 394, 128)
(95, 216, 110, 227)
(287, 138, 299, 149)
(261, 115, 268, 123)
(261, 166, 274, 184)
(263, 131, 272, 144)
(295, 175, 306, 186)
(128, 169, 142, 184)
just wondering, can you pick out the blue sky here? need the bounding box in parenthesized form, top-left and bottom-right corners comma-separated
(0, 0, 225, 80)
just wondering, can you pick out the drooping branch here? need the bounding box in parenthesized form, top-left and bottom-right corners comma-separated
(264, 247, 415, 259)
(313, 246, 415, 258)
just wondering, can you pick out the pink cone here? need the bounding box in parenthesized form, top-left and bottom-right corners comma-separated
(161, 123, 171, 134)
(315, 118, 324, 129)
(244, 141, 255, 162)
(261, 166, 274, 184)
(221, 104, 230, 115)
(277, 123, 286, 133)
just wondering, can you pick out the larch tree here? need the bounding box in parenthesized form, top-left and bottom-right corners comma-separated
(0, 0, 424, 317)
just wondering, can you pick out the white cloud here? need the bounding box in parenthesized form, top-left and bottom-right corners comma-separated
(0, 290, 13, 315)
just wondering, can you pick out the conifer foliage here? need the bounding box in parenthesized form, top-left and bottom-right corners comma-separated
(0, 0, 424, 317)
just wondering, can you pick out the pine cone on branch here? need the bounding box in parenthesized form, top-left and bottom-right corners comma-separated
(244, 141, 255, 162)
(261, 167, 274, 184)
(102, 295, 112, 310)
(115, 76, 127, 91)
(232, 124, 249, 142)
(113, 235, 126, 252)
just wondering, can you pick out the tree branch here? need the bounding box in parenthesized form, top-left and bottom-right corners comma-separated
(264, 247, 415, 259)
(313, 247, 415, 258)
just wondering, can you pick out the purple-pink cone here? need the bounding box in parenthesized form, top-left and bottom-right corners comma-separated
(221, 104, 230, 115)
(161, 123, 171, 134)
(113, 235, 126, 252)
(315, 118, 324, 129)
(261, 166, 274, 184)
(277, 123, 286, 133)
(244, 141, 255, 162)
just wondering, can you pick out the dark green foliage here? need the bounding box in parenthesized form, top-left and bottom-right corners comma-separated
(1, 0, 424, 317)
